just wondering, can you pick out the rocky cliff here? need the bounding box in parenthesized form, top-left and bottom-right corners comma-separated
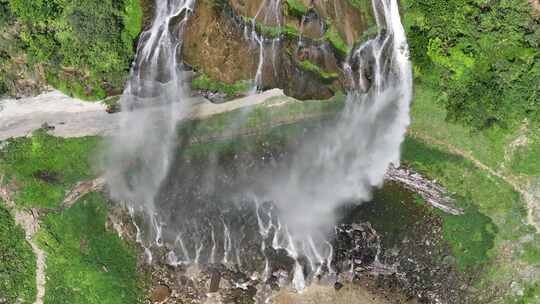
(183, 0, 375, 100)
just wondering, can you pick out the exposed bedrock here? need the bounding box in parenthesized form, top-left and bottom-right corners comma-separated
(182, 0, 375, 100)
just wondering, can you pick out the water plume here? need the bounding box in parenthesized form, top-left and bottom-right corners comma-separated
(262, 0, 412, 235)
(104, 0, 197, 235)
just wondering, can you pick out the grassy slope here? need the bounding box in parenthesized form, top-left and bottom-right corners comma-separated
(0, 132, 145, 303)
(408, 84, 540, 302)
(36, 192, 144, 304)
(0, 203, 36, 303)
(410, 86, 510, 169)
(0, 130, 100, 208)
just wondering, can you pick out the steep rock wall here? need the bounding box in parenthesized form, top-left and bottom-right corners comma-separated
(183, 0, 375, 100)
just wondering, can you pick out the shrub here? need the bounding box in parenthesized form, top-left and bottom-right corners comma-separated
(192, 73, 251, 97)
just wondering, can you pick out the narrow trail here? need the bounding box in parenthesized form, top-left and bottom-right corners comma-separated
(0, 176, 46, 304)
(0, 175, 105, 304)
(410, 130, 539, 231)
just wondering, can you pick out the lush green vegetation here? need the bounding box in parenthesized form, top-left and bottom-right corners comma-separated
(191, 73, 251, 98)
(324, 24, 349, 57)
(403, 0, 540, 130)
(0, 0, 143, 99)
(36, 192, 144, 304)
(0, 130, 100, 208)
(515, 283, 540, 304)
(410, 84, 511, 169)
(408, 83, 540, 300)
(284, 0, 307, 18)
(510, 130, 540, 176)
(0, 203, 36, 303)
(249, 19, 301, 39)
(298, 60, 339, 82)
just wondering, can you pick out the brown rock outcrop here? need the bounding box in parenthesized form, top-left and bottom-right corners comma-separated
(182, 0, 374, 100)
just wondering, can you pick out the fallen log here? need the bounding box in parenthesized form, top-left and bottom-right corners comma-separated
(385, 166, 464, 216)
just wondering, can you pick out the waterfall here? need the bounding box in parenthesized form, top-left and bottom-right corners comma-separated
(263, 0, 412, 235)
(245, 0, 413, 290)
(104, 0, 197, 244)
(104, 0, 412, 295)
(244, 0, 282, 92)
(258, 0, 411, 291)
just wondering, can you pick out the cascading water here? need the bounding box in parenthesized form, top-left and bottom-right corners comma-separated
(265, 0, 411, 233)
(244, 0, 282, 92)
(104, 0, 197, 255)
(105, 0, 411, 297)
(247, 0, 413, 290)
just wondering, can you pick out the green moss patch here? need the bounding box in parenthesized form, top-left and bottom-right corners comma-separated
(191, 73, 251, 98)
(284, 0, 307, 18)
(439, 204, 497, 271)
(0, 203, 36, 303)
(298, 60, 338, 82)
(36, 192, 145, 304)
(0, 130, 100, 208)
(256, 23, 300, 39)
(324, 25, 349, 57)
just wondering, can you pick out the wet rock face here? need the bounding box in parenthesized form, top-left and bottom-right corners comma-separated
(333, 223, 382, 274)
(183, 0, 258, 85)
(335, 190, 466, 304)
(227, 0, 370, 44)
(261, 39, 337, 100)
(140, 0, 155, 30)
(181, 0, 374, 100)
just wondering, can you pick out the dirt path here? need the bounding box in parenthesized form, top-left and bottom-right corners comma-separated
(0, 176, 46, 304)
(0, 176, 106, 304)
(0, 89, 286, 140)
(410, 130, 539, 230)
